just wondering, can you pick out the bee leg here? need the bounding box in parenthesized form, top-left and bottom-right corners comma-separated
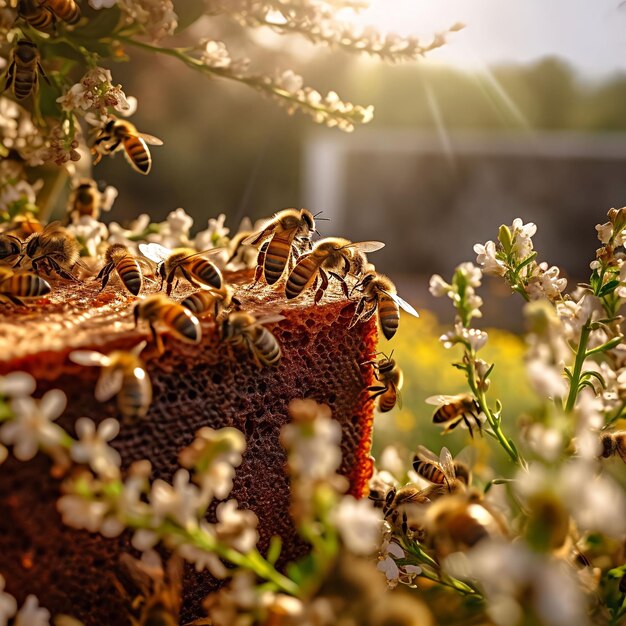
(98, 264, 113, 291)
(49, 258, 79, 282)
(149, 323, 164, 355)
(367, 385, 387, 401)
(348, 297, 366, 329)
(0, 294, 26, 307)
(329, 271, 349, 298)
(314, 269, 329, 304)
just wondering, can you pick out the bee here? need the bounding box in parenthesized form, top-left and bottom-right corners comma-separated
(243, 209, 317, 285)
(285, 237, 385, 303)
(139, 243, 223, 296)
(39, 0, 80, 24)
(20, 221, 81, 281)
(17, 0, 56, 31)
(412, 446, 471, 495)
(134, 294, 201, 354)
(4, 40, 50, 101)
(599, 431, 626, 464)
(350, 271, 419, 340)
(362, 352, 403, 413)
(0, 233, 22, 263)
(92, 118, 163, 175)
(0, 267, 51, 306)
(224, 218, 258, 269)
(117, 551, 181, 626)
(69, 341, 152, 420)
(97, 244, 144, 296)
(426, 393, 485, 438)
(181, 284, 239, 320)
(67, 179, 102, 222)
(422, 494, 507, 560)
(371, 484, 430, 537)
(221, 311, 284, 369)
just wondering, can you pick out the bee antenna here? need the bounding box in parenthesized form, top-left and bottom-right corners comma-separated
(388, 349, 395, 360)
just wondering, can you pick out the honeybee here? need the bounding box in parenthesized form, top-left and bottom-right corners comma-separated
(224, 218, 258, 269)
(139, 243, 223, 296)
(0, 267, 51, 306)
(118, 551, 181, 626)
(97, 244, 143, 296)
(243, 209, 317, 285)
(40, 0, 80, 23)
(285, 237, 385, 303)
(371, 484, 430, 537)
(350, 271, 419, 340)
(422, 494, 507, 560)
(0, 233, 22, 262)
(67, 179, 102, 222)
(20, 221, 81, 281)
(4, 40, 49, 101)
(92, 118, 163, 175)
(181, 284, 239, 320)
(363, 352, 403, 413)
(134, 294, 201, 354)
(17, 0, 56, 31)
(412, 446, 470, 496)
(599, 431, 626, 464)
(426, 394, 485, 438)
(70, 341, 152, 420)
(221, 311, 284, 369)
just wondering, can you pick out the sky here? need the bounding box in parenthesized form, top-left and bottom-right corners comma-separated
(350, 0, 626, 76)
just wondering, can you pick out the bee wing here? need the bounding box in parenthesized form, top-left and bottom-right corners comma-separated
(138, 133, 163, 146)
(414, 445, 440, 464)
(130, 340, 148, 357)
(119, 553, 154, 597)
(382, 290, 419, 318)
(95, 367, 124, 402)
(425, 394, 457, 407)
(177, 248, 226, 262)
(455, 445, 477, 469)
(139, 242, 171, 264)
(69, 350, 110, 367)
(256, 314, 286, 325)
(237, 217, 253, 232)
(242, 224, 273, 246)
(439, 447, 456, 480)
(345, 241, 386, 253)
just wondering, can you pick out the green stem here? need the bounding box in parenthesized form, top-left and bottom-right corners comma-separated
(565, 321, 592, 413)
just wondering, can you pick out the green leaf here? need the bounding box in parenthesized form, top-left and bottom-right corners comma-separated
(514, 252, 538, 276)
(39, 41, 86, 64)
(285, 554, 316, 586)
(266, 536, 282, 566)
(608, 564, 626, 579)
(585, 336, 623, 357)
(579, 369, 606, 388)
(598, 279, 621, 297)
(72, 5, 122, 39)
(498, 224, 512, 254)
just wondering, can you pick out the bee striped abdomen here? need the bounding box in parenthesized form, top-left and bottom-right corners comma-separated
(116, 257, 142, 296)
(264, 234, 293, 284)
(413, 460, 446, 485)
(13, 67, 37, 99)
(378, 389, 397, 413)
(42, 0, 80, 23)
(124, 137, 151, 174)
(255, 329, 281, 366)
(165, 305, 200, 343)
(190, 259, 221, 289)
(378, 295, 400, 340)
(181, 291, 211, 314)
(285, 255, 318, 299)
(120, 369, 151, 419)
(2, 273, 51, 298)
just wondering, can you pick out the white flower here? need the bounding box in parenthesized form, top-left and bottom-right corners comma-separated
(70, 418, 121, 480)
(474, 240, 507, 276)
(194, 213, 230, 252)
(13, 595, 50, 626)
(1, 390, 66, 461)
(157, 208, 193, 248)
(596, 221, 613, 244)
(0, 372, 36, 397)
(376, 540, 404, 587)
(440, 323, 488, 351)
(149, 469, 207, 529)
(88, 0, 117, 8)
(510, 218, 537, 259)
(332, 495, 382, 555)
(526, 263, 567, 301)
(522, 422, 563, 462)
(215, 500, 258, 553)
(201, 41, 231, 68)
(66, 216, 108, 258)
(457, 262, 482, 288)
(556, 294, 598, 341)
(525, 358, 568, 401)
(57, 494, 110, 534)
(178, 533, 228, 576)
(428, 274, 450, 297)
(378, 446, 405, 479)
(0, 574, 17, 626)
(108, 214, 151, 249)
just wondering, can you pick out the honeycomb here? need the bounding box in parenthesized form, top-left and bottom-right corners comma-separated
(0, 271, 377, 625)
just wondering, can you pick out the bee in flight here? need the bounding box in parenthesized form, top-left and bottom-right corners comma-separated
(67, 179, 103, 222)
(243, 208, 318, 285)
(221, 311, 284, 369)
(0, 267, 51, 306)
(69, 341, 152, 420)
(17, 0, 56, 32)
(285, 237, 384, 303)
(362, 352, 403, 413)
(181, 284, 239, 321)
(92, 118, 163, 175)
(39, 0, 81, 23)
(134, 294, 201, 354)
(412, 445, 472, 498)
(19, 221, 82, 281)
(116, 551, 182, 626)
(350, 270, 419, 340)
(97, 244, 144, 296)
(4, 40, 49, 100)
(600, 430, 626, 464)
(426, 393, 485, 438)
(139, 242, 223, 296)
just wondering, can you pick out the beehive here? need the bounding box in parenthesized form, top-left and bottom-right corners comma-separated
(0, 271, 377, 624)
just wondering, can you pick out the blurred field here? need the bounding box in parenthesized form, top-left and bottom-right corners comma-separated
(371, 310, 538, 473)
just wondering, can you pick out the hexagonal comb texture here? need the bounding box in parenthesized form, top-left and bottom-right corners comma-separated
(0, 272, 377, 625)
